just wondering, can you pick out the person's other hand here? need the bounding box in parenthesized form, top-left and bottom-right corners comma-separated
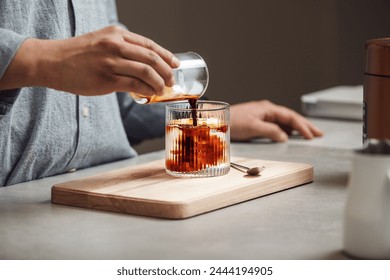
(230, 100, 323, 142)
(0, 26, 179, 96)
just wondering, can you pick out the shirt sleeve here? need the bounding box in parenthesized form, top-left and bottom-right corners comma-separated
(106, 0, 127, 29)
(116, 92, 166, 145)
(0, 28, 27, 117)
(0, 28, 27, 79)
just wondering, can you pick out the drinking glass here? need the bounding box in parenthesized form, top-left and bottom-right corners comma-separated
(165, 100, 230, 177)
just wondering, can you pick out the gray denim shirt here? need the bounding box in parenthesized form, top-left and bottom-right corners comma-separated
(0, 0, 165, 186)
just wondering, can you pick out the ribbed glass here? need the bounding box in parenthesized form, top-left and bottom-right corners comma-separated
(165, 101, 230, 177)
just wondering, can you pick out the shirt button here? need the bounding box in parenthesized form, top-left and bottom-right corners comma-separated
(82, 106, 89, 117)
(67, 168, 77, 173)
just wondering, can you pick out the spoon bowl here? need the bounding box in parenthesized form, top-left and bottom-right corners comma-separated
(230, 162, 265, 176)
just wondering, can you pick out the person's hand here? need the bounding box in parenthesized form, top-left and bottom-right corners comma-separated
(0, 25, 179, 96)
(230, 100, 323, 142)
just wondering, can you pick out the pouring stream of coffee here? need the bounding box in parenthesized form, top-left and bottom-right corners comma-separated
(188, 98, 198, 126)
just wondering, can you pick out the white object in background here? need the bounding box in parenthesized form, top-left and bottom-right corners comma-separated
(344, 151, 390, 259)
(301, 85, 363, 120)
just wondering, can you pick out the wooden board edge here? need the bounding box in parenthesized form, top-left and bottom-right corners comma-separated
(51, 186, 191, 219)
(177, 165, 314, 218)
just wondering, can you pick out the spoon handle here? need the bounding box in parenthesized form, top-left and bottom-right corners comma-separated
(230, 162, 249, 172)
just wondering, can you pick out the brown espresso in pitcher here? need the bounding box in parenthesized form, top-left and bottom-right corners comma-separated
(130, 87, 199, 104)
(165, 99, 229, 173)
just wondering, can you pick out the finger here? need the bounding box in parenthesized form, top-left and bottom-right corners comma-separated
(113, 59, 165, 95)
(252, 119, 289, 142)
(121, 30, 180, 68)
(269, 105, 317, 139)
(306, 121, 323, 137)
(290, 117, 315, 139)
(111, 75, 156, 96)
(293, 118, 323, 138)
(291, 117, 324, 139)
(119, 43, 175, 87)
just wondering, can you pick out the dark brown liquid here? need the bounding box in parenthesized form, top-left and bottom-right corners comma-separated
(166, 120, 228, 172)
(188, 98, 198, 126)
(130, 87, 199, 104)
(130, 87, 200, 127)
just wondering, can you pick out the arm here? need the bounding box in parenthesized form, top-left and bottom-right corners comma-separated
(0, 26, 179, 96)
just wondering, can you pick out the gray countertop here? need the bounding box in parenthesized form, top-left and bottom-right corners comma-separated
(0, 118, 362, 260)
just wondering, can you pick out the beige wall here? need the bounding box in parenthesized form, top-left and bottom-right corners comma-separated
(116, 0, 390, 153)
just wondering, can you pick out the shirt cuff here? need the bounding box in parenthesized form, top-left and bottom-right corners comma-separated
(0, 28, 28, 79)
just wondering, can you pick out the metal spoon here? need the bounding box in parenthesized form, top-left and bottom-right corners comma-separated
(230, 162, 265, 176)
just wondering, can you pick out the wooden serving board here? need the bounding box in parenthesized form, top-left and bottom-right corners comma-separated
(51, 157, 313, 219)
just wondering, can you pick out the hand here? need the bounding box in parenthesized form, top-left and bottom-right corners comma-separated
(230, 100, 323, 142)
(0, 26, 180, 96)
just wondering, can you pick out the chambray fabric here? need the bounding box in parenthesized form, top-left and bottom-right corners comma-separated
(0, 0, 165, 186)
